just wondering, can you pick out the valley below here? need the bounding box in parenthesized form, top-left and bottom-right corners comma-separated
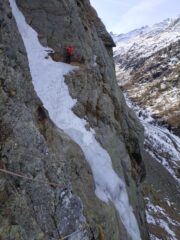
(124, 94, 180, 240)
(113, 17, 180, 239)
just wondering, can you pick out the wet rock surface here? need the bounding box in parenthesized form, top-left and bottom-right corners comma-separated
(1, 0, 149, 239)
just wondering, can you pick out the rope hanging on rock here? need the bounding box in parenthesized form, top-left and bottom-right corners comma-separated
(0, 167, 64, 188)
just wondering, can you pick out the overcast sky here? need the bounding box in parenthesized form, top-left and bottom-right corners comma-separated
(90, 0, 180, 34)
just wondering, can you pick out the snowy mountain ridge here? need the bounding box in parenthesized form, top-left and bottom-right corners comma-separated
(111, 16, 180, 59)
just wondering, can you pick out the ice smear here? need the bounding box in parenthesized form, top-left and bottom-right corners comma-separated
(10, 0, 141, 239)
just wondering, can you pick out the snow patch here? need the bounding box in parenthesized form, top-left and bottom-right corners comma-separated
(149, 234, 161, 240)
(145, 198, 179, 240)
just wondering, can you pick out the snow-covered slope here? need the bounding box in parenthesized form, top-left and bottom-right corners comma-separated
(113, 17, 180, 239)
(125, 94, 180, 184)
(113, 17, 180, 133)
(125, 94, 180, 240)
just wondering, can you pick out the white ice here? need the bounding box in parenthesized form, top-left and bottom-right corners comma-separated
(10, 0, 141, 239)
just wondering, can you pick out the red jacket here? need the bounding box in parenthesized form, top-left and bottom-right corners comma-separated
(66, 47, 74, 55)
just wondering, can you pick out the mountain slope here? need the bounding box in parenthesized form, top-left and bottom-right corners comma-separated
(125, 96, 180, 240)
(113, 17, 180, 240)
(112, 17, 180, 60)
(113, 17, 180, 134)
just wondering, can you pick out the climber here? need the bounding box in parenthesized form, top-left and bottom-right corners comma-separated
(65, 46, 75, 64)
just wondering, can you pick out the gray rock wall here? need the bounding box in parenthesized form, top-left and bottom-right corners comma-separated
(0, 1, 120, 239)
(0, 0, 149, 239)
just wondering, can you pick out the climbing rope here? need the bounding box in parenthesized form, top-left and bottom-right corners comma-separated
(0, 167, 95, 239)
(0, 167, 64, 188)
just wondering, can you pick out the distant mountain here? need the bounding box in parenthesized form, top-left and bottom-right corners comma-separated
(111, 17, 180, 59)
(113, 16, 180, 133)
(110, 25, 149, 42)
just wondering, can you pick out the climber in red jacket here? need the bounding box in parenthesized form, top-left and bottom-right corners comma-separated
(65, 46, 75, 64)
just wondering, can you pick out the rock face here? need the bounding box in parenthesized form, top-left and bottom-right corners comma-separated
(0, 0, 148, 239)
(113, 17, 180, 135)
